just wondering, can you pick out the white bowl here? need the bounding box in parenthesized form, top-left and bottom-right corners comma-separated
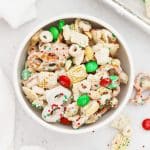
(13, 14, 134, 134)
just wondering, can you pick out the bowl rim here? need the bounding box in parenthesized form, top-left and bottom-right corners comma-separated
(13, 13, 134, 134)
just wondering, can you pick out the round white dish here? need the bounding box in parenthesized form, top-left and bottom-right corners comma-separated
(13, 14, 134, 134)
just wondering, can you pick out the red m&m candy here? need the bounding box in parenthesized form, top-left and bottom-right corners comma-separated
(142, 118, 150, 130)
(60, 117, 71, 125)
(58, 75, 71, 88)
(100, 78, 111, 87)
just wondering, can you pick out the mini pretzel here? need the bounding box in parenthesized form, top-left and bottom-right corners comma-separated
(27, 51, 59, 71)
(130, 73, 150, 105)
(42, 105, 64, 123)
(46, 85, 71, 106)
(51, 43, 69, 60)
(99, 64, 128, 85)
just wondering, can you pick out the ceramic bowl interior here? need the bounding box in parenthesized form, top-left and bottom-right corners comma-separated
(14, 15, 134, 134)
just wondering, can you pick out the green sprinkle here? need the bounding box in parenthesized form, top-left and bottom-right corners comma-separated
(99, 104, 104, 109)
(112, 33, 116, 38)
(47, 113, 50, 117)
(64, 95, 67, 99)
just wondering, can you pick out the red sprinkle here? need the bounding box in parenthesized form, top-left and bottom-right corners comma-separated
(142, 118, 150, 130)
(60, 117, 72, 125)
(100, 78, 111, 87)
(51, 104, 58, 109)
(58, 75, 71, 88)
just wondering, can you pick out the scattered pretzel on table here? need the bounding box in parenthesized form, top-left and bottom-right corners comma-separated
(130, 73, 150, 105)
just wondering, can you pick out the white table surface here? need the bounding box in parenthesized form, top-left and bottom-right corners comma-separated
(0, 0, 150, 149)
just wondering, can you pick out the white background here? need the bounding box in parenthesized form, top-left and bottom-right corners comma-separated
(0, 0, 150, 149)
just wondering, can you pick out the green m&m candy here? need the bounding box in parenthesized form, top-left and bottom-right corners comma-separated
(21, 69, 31, 80)
(110, 75, 119, 82)
(77, 94, 90, 107)
(85, 61, 98, 73)
(49, 26, 59, 41)
(58, 20, 65, 32)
